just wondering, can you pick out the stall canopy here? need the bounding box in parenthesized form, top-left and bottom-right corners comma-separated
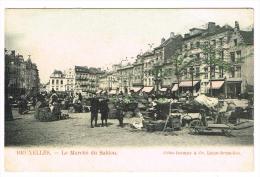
(130, 87, 142, 92)
(141, 86, 154, 93)
(207, 81, 224, 89)
(179, 81, 199, 87)
(159, 88, 167, 92)
(171, 84, 179, 91)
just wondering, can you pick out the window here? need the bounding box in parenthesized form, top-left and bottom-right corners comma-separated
(219, 38, 223, 45)
(234, 39, 238, 46)
(230, 52, 235, 63)
(52, 79, 54, 84)
(195, 67, 200, 78)
(196, 41, 200, 48)
(56, 80, 59, 84)
(204, 41, 209, 46)
(204, 53, 208, 63)
(204, 67, 208, 79)
(61, 80, 63, 84)
(190, 42, 194, 49)
(230, 67, 235, 78)
(220, 50, 224, 60)
(236, 50, 241, 62)
(189, 67, 194, 78)
(211, 40, 216, 46)
(219, 66, 224, 78)
(196, 53, 200, 62)
(211, 66, 215, 78)
(184, 44, 187, 50)
(236, 66, 241, 78)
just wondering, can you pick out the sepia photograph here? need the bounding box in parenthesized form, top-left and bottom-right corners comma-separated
(2, 7, 256, 172)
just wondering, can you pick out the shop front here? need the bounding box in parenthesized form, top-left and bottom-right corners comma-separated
(207, 80, 225, 98)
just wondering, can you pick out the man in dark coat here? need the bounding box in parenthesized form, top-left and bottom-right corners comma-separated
(90, 95, 100, 128)
(115, 97, 124, 127)
(99, 97, 109, 127)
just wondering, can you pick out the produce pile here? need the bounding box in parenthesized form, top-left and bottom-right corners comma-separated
(34, 101, 69, 122)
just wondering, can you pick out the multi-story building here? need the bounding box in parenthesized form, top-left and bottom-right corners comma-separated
(117, 63, 134, 93)
(74, 66, 103, 96)
(5, 49, 40, 98)
(49, 70, 66, 92)
(97, 21, 253, 98)
(179, 21, 253, 98)
(153, 32, 183, 88)
(48, 66, 104, 96)
(64, 68, 75, 93)
(132, 55, 144, 91)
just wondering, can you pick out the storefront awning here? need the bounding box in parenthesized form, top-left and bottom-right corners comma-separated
(130, 87, 142, 92)
(159, 88, 167, 92)
(207, 81, 224, 89)
(179, 81, 199, 87)
(108, 90, 117, 94)
(96, 90, 103, 94)
(141, 87, 154, 93)
(171, 84, 179, 91)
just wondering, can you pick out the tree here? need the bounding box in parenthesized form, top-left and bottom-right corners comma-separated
(171, 51, 195, 98)
(201, 43, 234, 97)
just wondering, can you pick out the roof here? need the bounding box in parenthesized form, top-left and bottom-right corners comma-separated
(201, 25, 232, 38)
(75, 66, 89, 72)
(75, 66, 104, 74)
(154, 35, 182, 49)
(239, 30, 254, 45)
(184, 25, 232, 40)
(141, 51, 154, 57)
(52, 70, 63, 75)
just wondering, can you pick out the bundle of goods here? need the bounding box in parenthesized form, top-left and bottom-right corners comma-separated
(34, 101, 69, 121)
(154, 98, 172, 120)
(143, 120, 166, 132)
(193, 95, 219, 110)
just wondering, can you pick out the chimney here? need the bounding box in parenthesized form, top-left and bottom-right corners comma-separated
(207, 22, 216, 33)
(161, 37, 166, 44)
(235, 21, 240, 31)
(170, 32, 175, 38)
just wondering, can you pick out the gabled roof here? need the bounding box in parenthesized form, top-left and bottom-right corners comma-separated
(239, 30, 254, 45)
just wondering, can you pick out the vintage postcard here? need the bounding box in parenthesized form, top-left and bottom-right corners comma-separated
(2, 6, 257, 174)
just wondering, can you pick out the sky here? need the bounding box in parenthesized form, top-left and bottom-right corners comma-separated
(5, 8, 253, 83)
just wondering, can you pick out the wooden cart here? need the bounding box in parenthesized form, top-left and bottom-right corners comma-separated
(189, 119, 233, 136)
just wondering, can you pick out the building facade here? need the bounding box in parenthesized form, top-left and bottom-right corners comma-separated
(97, 21, 253, 98)
(49, 70, 66, 92)
(178, 21, 253, 98)
(5, 49, 40, 98)
(64, 68, 75, 93)
(117, 63, 134, 93)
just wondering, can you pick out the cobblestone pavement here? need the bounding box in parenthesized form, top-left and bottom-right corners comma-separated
(5, 109, 254, 147)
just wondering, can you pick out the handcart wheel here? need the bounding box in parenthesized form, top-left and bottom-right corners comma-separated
(222, 128, 232, 137)
(189, 119, 201, 134)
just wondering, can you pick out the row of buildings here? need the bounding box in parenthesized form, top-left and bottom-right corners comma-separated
(46, 66, 104, 96)
(98, 21, 254, 98)
(5, 49, 40, 98)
